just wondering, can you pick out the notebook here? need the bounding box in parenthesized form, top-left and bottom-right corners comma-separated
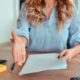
(0, 64, 7, 72)
(19, 53, 67, 75)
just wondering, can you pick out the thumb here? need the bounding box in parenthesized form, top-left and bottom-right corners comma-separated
(11, 32, 17, 42)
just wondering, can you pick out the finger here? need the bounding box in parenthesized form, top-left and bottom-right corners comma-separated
(16, 45, 20, 66)
(19, 53, 23, 66)
(22, 49, 26, 63)
(18, 46, 23, 66)
(20, 47, 24, 66)
(59, 50, 67, 58)
(21, 46, 25, 64)
(65, 55, 72, 63)
(68, 58, 71, 63)
(12, 50, 17, 62)
(12, 43, 18, 62)
(11, 32, 17, 42)
(21, 45, 26, 65)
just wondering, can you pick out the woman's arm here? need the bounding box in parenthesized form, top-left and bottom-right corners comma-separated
(59, 3, 80, 62)
(59, 45, 80, 62)
(11, 32, 28, 66)
(11, 3, 30, 66)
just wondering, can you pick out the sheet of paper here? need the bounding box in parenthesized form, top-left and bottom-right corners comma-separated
(19, 53, 67, 75)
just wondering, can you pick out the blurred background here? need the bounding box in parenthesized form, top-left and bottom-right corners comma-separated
(0, 0, 80, 44)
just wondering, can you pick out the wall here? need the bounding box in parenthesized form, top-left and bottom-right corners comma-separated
(0, 0, 19, 43)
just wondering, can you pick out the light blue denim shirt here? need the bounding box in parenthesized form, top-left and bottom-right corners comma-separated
(15, 3, 80, 52)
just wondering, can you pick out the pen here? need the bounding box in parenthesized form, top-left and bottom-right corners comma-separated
(11, 63, 15, 71)
(57, 56, 60, 59)
(0, 59, 7, 64)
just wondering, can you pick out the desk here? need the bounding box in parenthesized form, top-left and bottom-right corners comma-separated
(0, 48, 80, 80)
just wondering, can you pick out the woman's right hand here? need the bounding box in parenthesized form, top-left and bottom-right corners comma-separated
(11, 32, 27, 66)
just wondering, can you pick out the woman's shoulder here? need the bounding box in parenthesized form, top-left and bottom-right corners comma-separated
(72, 2, 79, 18)
(20, 3, 28, 19)
(21, 3, 27, 13)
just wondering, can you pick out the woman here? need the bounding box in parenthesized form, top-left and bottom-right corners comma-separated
(12, 0, 80, 66)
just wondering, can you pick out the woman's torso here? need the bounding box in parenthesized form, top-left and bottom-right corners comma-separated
(27, 6, 71, 52)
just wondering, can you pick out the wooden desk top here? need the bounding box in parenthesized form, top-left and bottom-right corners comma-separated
(0, 50, 80, 80)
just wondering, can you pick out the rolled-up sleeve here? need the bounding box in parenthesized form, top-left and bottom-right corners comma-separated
(69, 4, 80, 47)
(15, 4, 30, 42)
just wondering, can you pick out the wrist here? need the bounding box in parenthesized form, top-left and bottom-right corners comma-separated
(19, 36, 28, 47)
(73, 45, 80, 55)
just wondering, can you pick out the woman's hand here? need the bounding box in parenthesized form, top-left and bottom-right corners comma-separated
(11, 32, 27, 66)
(59, 48, 79, 62)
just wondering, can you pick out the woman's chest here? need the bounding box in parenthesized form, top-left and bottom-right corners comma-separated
(29, 19, 71, 43)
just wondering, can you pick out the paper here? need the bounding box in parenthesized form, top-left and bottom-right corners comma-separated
(19, 53, 67, 75)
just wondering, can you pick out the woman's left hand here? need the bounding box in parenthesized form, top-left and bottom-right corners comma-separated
(59, 48, 78, 62)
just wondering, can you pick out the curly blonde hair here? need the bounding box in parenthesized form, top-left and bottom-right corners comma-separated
(24, 0, 73, 29)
